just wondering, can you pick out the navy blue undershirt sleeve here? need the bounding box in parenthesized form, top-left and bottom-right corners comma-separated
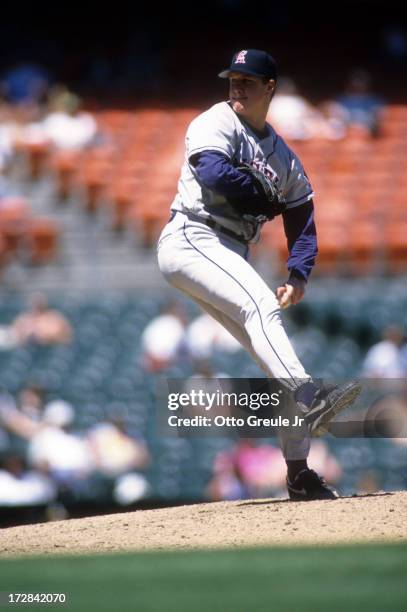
(191, 150, 317, 281)
(190, 150, 261, 199)
(283, 200, 318, 283)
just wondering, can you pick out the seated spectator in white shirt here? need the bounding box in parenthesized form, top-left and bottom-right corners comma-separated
(267, 77, 345, 141)
(362, 325, 406, 378)
(0, 453, 56, 506)
(20, 85, 97, 153)
(0, 397, 94, 486)
(140, 301, 189, 372)
(41, 86, 97, 151)
(27, 401, 94, 484)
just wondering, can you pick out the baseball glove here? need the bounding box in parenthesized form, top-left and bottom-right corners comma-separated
(231, 163, 287, 220)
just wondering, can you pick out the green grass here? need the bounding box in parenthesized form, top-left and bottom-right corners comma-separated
(0, 543, 406, 611)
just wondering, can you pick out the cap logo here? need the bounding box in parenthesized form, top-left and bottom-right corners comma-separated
(235, 50, 247, 64)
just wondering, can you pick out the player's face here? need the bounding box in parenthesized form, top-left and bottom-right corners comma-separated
(229, 72, 274, 118)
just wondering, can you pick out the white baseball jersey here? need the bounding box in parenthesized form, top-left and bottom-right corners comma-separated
(170, 101, 314, 240)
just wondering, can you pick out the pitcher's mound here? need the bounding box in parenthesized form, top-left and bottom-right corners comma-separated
(2, 491, 406, 558)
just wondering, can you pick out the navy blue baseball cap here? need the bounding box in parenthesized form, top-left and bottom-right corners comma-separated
(218, 49, 278, 80)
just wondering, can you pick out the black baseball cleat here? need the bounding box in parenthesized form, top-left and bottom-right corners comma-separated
(299, 381, 362, 437)
(287, 468, 338, 501)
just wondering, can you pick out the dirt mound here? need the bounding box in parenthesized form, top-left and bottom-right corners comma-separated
(2, 491, 406, 558)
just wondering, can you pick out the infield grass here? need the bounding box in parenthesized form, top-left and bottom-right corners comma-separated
(0, 542, 406, 611)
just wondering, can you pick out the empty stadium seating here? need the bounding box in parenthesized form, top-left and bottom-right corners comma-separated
(37, 103, 407, 272)
(0, 197, 59, 266)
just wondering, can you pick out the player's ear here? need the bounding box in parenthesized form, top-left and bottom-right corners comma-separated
(267, 79, 276, 98)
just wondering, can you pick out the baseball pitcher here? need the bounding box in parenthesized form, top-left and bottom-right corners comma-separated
(157, 49, 361, 500)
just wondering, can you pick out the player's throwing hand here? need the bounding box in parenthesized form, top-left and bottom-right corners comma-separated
(276, 278, 306, 308)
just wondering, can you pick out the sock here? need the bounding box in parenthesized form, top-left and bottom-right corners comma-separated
(286, 459, 308, 482)
(294, 381, 319, 408)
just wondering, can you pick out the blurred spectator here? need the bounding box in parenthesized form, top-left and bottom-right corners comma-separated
(0, 101, 15, 173)
(17, 385, 46, 421)
(86, 416, 150, 478)
(365, 392, 407, 441)
(267, 77, 345, 140)
(0, 62, 51, 106)
(0, 453, 56, 506)
(0, 392, 151, 506)
(188, 356, 229, 379)
(10, 293, 72, 346)
(186, 312, 241, 360)
(0, 101, 42, 175)
(181, 358, 231, 425)
(335, 69, 384, 137)
(8, 85, 98, 176)
(140, 301, 189, 372)
(306, 439, 342, 483)
(206, 438, 341, 501)
(28, 400, 93, 485)
(362, 325, 406, 378)
(206, 439, 287, 501)
(323, 382, 407, 443)
(40, 85, 98, 151)
(112, 472, 150, 506)
(0, 397, 94, 488)
(0, 323, 18, 351)
(86, 415, 150, 505)
(400, 343, 407, 374)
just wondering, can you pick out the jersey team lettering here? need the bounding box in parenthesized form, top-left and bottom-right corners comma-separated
(173, 101, 313, 243)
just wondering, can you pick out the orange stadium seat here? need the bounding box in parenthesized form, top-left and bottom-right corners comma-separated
(257, 219, 288, 274)
(314, 224, 347, 274)
(132, 192, 172, 247)
(50, 150, 83, 200)
(96, 110, 133, 131)
(384, 221, 407, 273)
(24, 218, 59, 264)
(0, 197, 30, 221)
(348, 220, 383, 275)
(80, 156, 114, 213)
(43, 104, 405, 279)
(0, 197, 58, 264)
(0, 233, 8, 269)
(314, 198, 353, 224)
(357, 169, 393, 188)
(107, 177, 140, 232)
(352, 189, 386, 217)
(0, 197, 31, 255)
(14, 139, 51, 180)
